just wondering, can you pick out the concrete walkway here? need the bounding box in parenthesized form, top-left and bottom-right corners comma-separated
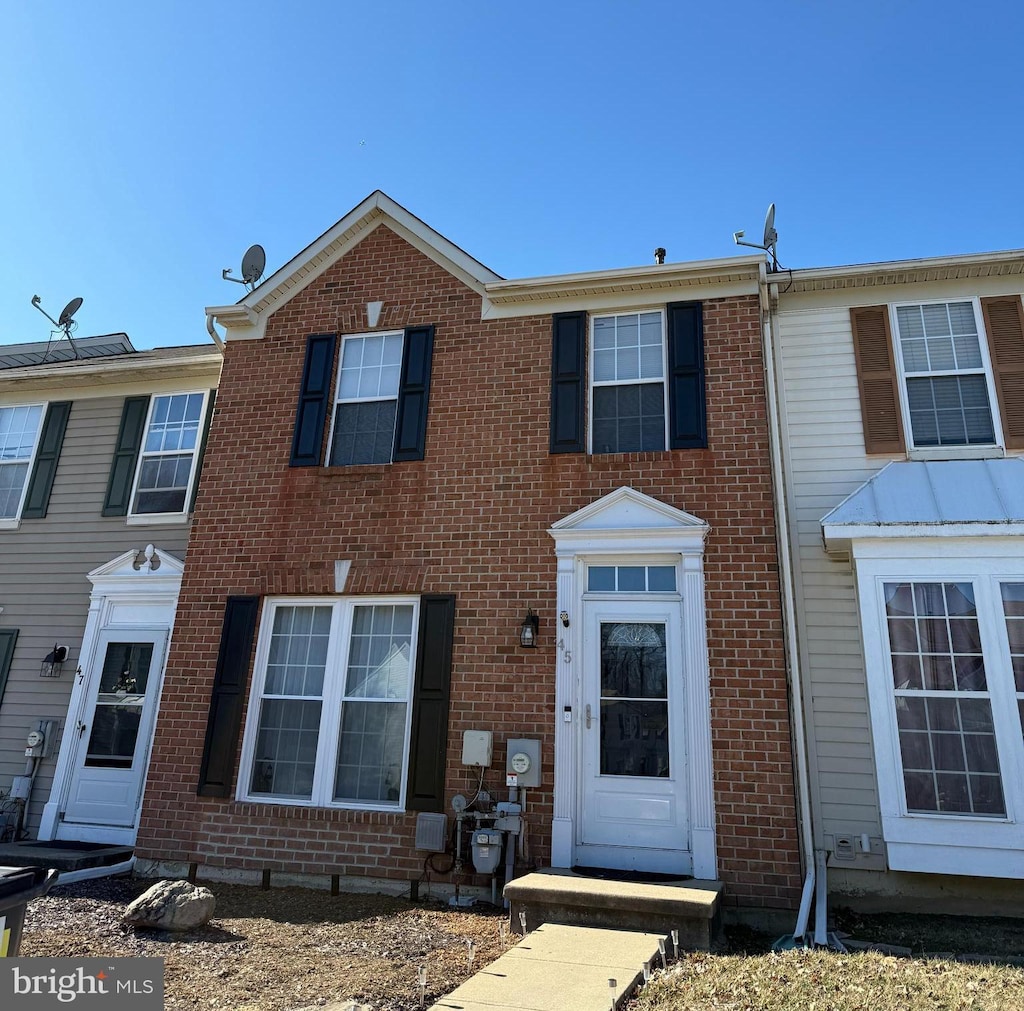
(431, 922, 665, 1011)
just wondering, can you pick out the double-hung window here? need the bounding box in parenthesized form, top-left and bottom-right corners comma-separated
(590, 311, 667, 454)
(328, 332, 403, 466)
(893, 301, 999, 449)
(0, 404, 44, 523)
(240, 597, 418, 809)
(129, 392, 208, 517)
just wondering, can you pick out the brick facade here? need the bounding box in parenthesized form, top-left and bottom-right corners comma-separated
(136, 223, 802, 909)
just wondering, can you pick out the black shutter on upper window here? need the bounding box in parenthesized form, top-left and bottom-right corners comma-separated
(0, 629, 18, 708)
(102, 396, 150, 516)
(290, 334, 337, 467)
(22, 401, 72, 519)
(550, 311, 586, 453)
(393, 324, 435, 461)
(405, 594, 456, 812)
(188, 390, 216, 513)
(197, 596, 261, 797)
(667, 301, 707, 449)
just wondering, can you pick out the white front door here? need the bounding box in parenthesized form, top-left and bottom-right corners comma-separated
(577, 598, 690, 874)
(58, 629, 168, 832)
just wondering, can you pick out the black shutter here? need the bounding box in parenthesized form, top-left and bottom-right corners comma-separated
(0, 629, 18, 708)
(22, 401, 72, 519)
(667, 301, 707, 449)
(393, 324, 435, 461)
(197, 596, 261, 797)
(188, 389, 216, 512)
(406, 594, 456, 812)
(102, 396, 151, 516)
(550, 312, 586, 453)
(290, 334, 337, 467)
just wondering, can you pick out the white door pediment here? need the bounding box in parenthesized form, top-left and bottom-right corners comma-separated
(87, 547, 184, 596)
(551, 486, 707, 533)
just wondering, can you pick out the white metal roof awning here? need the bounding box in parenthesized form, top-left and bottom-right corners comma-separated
(821, 460, 1024, 549)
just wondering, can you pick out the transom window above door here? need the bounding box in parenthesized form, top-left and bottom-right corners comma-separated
(588, 565, 677, 593)
(590, 311, 667, 454)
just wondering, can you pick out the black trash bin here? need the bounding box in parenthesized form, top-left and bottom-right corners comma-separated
(0, 866, 60, 957)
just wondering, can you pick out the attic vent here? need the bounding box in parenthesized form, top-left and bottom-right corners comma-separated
(414, 812, 448, 852)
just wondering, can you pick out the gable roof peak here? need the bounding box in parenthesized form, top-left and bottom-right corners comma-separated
(206, 191, 501, 338)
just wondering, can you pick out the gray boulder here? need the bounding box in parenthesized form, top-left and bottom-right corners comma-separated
(124, 879, 216, 932)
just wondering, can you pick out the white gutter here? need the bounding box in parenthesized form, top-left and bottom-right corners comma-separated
(758, 264, 819, 942)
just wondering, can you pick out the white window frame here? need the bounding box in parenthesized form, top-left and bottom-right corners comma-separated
(325, 330, 404, 468)
(126, 390, 210, 524)
(855, 541, 1024, 877)
(890, 298, 1005, 459)
(588, 308, 669, 455)
(0, 402, 45, 530)
(237, 595, 420, 811)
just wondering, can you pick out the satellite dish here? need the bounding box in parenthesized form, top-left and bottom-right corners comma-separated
(241, 245, 266, 285)
(763, 203, 777, 249)
(223, 243, 266, 289)
(58, 296, 84, 327)
(733, 202, 780, 271)
(29, 294, 84, 360)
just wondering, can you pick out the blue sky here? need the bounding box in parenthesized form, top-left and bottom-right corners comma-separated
(3, 2, 1022, 349)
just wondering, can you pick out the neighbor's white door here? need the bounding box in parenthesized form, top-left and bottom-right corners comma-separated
(577, 598, 690, 874)
(59, 629, 168, 830)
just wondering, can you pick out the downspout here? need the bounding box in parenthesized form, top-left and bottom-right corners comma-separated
(205, 312, 226, 353)
(758, 263, 819, 943)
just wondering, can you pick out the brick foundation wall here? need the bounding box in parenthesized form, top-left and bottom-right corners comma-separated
(137, 224, 802, 908)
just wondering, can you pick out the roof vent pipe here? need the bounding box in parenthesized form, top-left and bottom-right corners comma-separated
(654, 248, 666, 265)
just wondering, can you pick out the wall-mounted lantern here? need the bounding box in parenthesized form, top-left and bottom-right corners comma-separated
(40, 645, 68, 679)
(520, 608, 539, 649)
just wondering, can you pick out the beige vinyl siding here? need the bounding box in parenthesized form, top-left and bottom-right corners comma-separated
(0, 394, 191, 836)
(776, 305, 898, 847)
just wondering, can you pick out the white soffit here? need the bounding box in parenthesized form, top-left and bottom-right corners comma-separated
(822, 460, 1024, 547)
(773, 248, 1024, 296)
(0, 346, 222, 398)
(483, 256, 764, 319)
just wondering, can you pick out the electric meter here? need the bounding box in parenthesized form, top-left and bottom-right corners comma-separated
(510, 752, 532, 775)
(26, 730, 44, 748)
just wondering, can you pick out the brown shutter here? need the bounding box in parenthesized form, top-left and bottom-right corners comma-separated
(981, 295, 1024, 450)
(850, 305, 906, 455)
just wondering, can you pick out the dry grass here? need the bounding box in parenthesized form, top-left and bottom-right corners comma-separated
(632, 949, 1024, 1011)
(23, 876, 513, 1011)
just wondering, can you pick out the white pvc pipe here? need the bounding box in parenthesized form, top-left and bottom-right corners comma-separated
(793, 866, 815, 940)
(51, 856, 136, 886)
(813, 849, 829, 946)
